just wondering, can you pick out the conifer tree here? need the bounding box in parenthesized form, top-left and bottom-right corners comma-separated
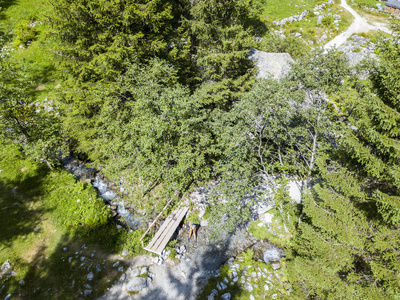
(287, 39, 400, 298)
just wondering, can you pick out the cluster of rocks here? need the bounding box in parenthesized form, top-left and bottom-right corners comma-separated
(338, 34, 377, 69)
(34, 98, 55, 113)
(339, 34, 376, 54)
(121, 266, 153, 293)
(314, 0, 334, 13)
(273, 0, 334, 26)
(155, 245, 189, 266)
(64, 244, 116, 297)
(207, 256, 282, 300)
(1, 260, 16, 279)
(317, 13, 341, 27)
(273, 10, 309, 26)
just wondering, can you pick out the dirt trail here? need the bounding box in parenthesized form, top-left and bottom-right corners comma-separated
(101, 226, 259, 300)
(324, 0, 391, 49)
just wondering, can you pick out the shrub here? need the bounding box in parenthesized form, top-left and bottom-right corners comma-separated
(124, 230, 148, 256)
(15, 24, 38, 47)
(187, 211, 200, 224)
(321, 15, 334, 27)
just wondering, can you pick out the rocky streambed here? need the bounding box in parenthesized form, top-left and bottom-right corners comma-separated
(60, 156, 144, 230)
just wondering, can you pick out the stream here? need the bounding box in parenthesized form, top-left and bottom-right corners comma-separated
(60, 156, 143, 230)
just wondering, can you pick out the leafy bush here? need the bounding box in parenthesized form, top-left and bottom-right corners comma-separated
(124, 230, 153, 256)
(321, 15, 334, 27)
(15, 24, 38, 47)
(187, 211, 200, 224)
(248, 221, 269, 239)
(258, 33, 309, 59)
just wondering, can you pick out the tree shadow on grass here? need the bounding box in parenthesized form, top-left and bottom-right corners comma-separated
(1, 231, 125, 300)
(0, 163, 52, 246)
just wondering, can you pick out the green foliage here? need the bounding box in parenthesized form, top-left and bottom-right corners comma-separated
(0, 141, 110, 235)
(0, 53, 66, 167)
(186, 0, 265, 106)
(287, 158, 400, 298)
(43, 174, 110, 233)
(124, 230, 152, 256)
(287, 38, 400, 299)
(248, 221, 269, 239)
(258, 33, 309, 59)
(242, 248, 254, 264)
(50, 0, 186, 82)
(187, 212, 201, 225)
(14, 24, 38, 47)
(321, 15, 334, 27)
(83, 59, 216, 199)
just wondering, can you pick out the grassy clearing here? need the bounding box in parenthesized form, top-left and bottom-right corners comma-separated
(262, 0, 319, 22)
(284, 2, 353, 46)
(1, 0, 59, 103)
(0, 142, 129, 299)
(260, 0, 354, 49)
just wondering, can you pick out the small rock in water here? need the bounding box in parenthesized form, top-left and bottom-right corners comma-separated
(118, 266, 124, 272)
(223, 277, 228, 284)
(84, 290, 92, 297)
(219, 282, 227, 290)
(87, 272, 94, 281)
(211, 289, 218, 296)
(233, 276, 238, 283)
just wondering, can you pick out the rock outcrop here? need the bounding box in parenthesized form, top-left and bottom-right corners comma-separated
(247, 49, 294, 80)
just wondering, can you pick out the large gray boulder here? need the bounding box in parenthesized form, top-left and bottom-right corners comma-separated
(263, 247, 282, 263)
(247, 49, 294, 80)
(125, 277, 147, 292)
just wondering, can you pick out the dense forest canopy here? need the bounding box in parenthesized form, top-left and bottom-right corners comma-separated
(1, 0, 399, 298)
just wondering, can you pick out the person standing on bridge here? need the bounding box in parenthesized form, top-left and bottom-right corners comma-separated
(188, 223, 197, 243)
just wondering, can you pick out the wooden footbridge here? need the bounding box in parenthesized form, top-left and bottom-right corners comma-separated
(141, 201, 189, 256)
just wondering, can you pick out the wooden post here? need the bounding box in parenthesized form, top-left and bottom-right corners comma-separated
(140, 197, 174, 247)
